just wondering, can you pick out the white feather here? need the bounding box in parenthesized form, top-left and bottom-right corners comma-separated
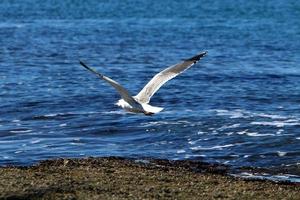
(80, 51, 207, 115)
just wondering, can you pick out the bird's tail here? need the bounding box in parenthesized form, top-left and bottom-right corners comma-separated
(142, 104, 164, 114)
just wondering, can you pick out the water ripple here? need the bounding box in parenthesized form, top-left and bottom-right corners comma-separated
(0, 0, 300, 183)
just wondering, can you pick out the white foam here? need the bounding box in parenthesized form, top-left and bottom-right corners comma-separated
(218, 123, 240, 131)
(214, 109, 247, 119)
(184, 154, 206, 159)
(177, 149, 186, 153)
(225, 132, 234, 136)
(251, 120, 300, 128)
(231, 172, 300, 183)
(246, 132, 275, 137)
(43, 111, 103, 118)
(191, 144, 235, 151)
(102, 110, 126, 115)
(70, 142, 84, 146)
(236, 130, 248, 135)
(277, 151, 287, 157)
(276, 129, 284, 134)
(10, 129, 32, 133)
(140, 120, 191, 127)
(236, 130, 274, 137)
(214, 109, 296, 123)
(44, 113, 59, 117)
(257, 113, 288, 119)
(188, 138, 203, 145)
(30, 139, 41, 144)
(197, 131, 205, 135)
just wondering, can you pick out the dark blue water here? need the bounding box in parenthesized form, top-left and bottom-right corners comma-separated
(1, 0, 300, 181)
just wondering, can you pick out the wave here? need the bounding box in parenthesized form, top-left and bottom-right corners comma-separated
(30, 139, 42, 144)
(190, 144, 236, 151)
(102, 110, 126, 115)
(140, 120, 192, 127)
(214, 109, 247, 119)
(235, 130, 276, 137)
(250, 120, 300, 128)
(28, 111, 103, 120)
(213, 109, 295, 121)
(231, 172, 300, 183)
(10, 129, 32, 134)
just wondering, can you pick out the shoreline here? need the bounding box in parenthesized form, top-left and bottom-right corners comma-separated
(0, 157, 299, 199)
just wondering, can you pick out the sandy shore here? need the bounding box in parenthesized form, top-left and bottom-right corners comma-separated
(0, 157, 299, 200)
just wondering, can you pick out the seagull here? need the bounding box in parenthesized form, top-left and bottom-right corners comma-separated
(79, 51, 207, 115)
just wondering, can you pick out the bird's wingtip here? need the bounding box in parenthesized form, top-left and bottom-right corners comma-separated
(79, 60, 90, 70)
(185, 51, 207, 62)
(79, 60, 85, 66)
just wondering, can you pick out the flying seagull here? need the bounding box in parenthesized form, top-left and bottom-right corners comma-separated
(79, 51, 207, 115)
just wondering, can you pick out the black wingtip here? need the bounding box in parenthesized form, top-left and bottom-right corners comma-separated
(185, 51, 207, 62)
(79, 60, 93, 72)
(79, 60, 104, 78)
(79, 60, 87, 68)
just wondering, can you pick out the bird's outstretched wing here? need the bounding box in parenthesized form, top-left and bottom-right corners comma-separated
(135, 51, 207, 104)
(79, 61, 137, 106)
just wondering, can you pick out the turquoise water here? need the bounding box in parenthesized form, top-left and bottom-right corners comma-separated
(0, 1, 300, 181)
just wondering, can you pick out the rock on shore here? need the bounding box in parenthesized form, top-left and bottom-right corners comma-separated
(0, 157, 299, 199)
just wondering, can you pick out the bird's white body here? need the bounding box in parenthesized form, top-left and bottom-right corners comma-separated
(116, 98, 164, 115)
(80, 51, 207, 116)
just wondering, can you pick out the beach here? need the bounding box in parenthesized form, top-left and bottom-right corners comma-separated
(0, 157, 299, 200)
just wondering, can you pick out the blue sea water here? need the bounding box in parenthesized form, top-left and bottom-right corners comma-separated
(1, 1, 300, 181)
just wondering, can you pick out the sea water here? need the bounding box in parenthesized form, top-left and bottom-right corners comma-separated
(0, 0, 299, 182)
